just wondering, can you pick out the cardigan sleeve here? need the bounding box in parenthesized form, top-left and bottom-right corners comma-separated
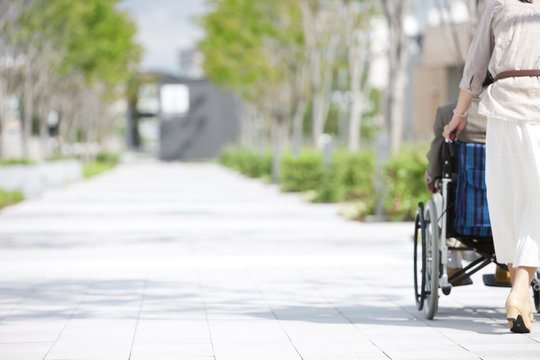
(459, 1, 499, 95)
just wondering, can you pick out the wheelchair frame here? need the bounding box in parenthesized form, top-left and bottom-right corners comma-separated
(414, 139, 540, 319)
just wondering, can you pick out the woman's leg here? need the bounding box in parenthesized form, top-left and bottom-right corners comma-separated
(510, 265, 536, 298)
(506, 264, 536, 333)
(508, 263, 516, 285)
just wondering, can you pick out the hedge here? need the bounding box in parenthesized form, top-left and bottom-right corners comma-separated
(218, 144, 429, 221)
(218, 147, 271, 178)
(383, 144, 430, 221)
(0, 189, 24, 209)
(83, 152, 121, 178)
(280, 149, 324, 192)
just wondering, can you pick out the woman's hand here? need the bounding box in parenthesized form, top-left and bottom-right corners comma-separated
(442, 113, 467, 142)
(443, 89, 474, 141)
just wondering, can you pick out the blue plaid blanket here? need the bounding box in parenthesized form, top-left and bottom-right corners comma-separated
(453, 141, 492, 237)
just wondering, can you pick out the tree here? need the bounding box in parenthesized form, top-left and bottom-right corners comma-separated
(343, 0, 377, 151)
(0, 0, 141, 160)
(200, 0, 305, 181)
(300, 0, 341, 148)
(381, 0, 409, 153)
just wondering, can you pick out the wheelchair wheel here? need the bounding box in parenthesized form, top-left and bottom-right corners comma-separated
(533, 272, 540, 313)
(423, 200, 440, 319)
(413, 203, 426, 310)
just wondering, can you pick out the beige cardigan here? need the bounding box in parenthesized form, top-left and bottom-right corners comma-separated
(460, 0, 540, 123)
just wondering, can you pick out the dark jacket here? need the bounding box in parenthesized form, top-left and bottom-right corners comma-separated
(426, 97, 488, 183)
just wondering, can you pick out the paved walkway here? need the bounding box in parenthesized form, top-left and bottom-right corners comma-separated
(1, 161, 540, 359)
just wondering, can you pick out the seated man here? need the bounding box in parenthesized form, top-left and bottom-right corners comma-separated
(425, 96, 511, 286)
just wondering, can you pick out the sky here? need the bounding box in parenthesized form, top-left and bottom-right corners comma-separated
(118, 0, 208, 74)
(119, 0, 469, 75)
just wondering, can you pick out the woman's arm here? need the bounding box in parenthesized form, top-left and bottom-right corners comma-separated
(442, 89, 474, 141)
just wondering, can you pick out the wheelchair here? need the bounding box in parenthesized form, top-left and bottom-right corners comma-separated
(413, 138, 540, 319)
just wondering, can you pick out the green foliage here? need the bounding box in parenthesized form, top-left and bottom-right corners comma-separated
(83, 152, 120, 178)
(200, 0, 304, 102)
(360, 89, 381, 141)
(95, 152, 120, 164)
(280, 150, 324, 192)
(0, 158, 36, 166)
(0, 189, 24, 209)
(46, 155, 78, 162)
(83, 162, 116, 178)
(219, 143, 430, 222)
(311, 149, 376, 207)
(311, 167, 342, 203)
(331, 149, 375, 212)
(15, 0, 141, 87)
(383, 143, 430, 221)
(218, 147, 272, 178)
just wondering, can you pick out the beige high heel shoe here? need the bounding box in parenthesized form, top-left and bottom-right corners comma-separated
(506, 293, 533, 333)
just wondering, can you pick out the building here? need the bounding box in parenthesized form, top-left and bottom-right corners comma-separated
(127, 72, 239, 161)
(413, 23, 472, 139)
(178, 48, 205, 79)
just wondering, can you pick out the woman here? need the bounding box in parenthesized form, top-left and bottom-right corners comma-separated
(443, 0, 540, 333)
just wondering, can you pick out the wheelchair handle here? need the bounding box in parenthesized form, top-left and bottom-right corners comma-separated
(445, 131, 456, 158)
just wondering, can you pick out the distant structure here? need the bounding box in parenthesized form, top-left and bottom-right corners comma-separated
(179, 48, 205, 79)
(413, 23, 470, 139)
(127, 72, 239, 161)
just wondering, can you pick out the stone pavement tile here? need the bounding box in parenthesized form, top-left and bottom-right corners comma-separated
(278, 321, 390, 360)
(388, 350, 480, 360)
(268, 304, 344, 323)
(0, 289, 32, 319)
(0, 283, 86, 322)
(476, 349, 540, 360)
(133, 319, 211, 343)
(139, 309, 207, 321)
(0, 342, 52, 360)
(0, 320, 66, 343)
(132, 357, 214, 360)
(209, 319, 289, 344)
(130, 341, 214, 358)
(45, 319, 135, 359)
(466, 341, 540, 359)
(361, 326, 475, 359)
(300, 351, 391, 360)
(212, 342, 301, 360)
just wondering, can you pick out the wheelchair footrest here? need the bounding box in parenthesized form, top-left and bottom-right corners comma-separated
(483, 274, 512, 288)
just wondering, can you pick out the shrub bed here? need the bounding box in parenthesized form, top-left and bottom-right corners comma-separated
(218, 143, 428, 221)
(0, 158, 36, 166)
(280, 149, 324, 192)
(83, 152, 121, 178)
(218, 147, 271, 178)
(383, 143, 430, 221)
(0, 189, 24, 209)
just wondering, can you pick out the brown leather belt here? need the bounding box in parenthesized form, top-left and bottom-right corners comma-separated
(493, 69, 540, 82)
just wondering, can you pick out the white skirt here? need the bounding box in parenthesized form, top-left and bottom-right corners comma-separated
(486, 117, 540, 267)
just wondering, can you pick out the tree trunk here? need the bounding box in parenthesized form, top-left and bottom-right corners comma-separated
(383, 0, 409, 154)
(311, 51, 324, 146)
(271, 117, 283, 184)
(39, 103, 49, 161)
(57, 113, 66, 156)
(0, 77, 5, 160)
(389, 66, 406, 154)
(22, 67, 33, 159)
(312, 34, 338, 148)
(348, 46, 362, 152)
(291, 97, 305, 156)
